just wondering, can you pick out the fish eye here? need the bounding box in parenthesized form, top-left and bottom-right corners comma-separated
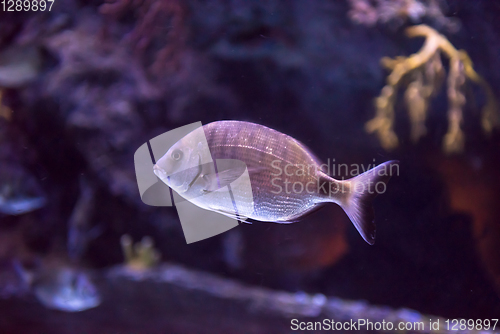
(171, 149, 183, 161)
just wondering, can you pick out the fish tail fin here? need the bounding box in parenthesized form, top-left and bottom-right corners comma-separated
(339, 160, 399, 245)
(11, 259, 33, 286)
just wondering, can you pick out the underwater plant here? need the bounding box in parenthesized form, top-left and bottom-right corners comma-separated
(120, 234, 160, 271)
(365, 24, 499, 153)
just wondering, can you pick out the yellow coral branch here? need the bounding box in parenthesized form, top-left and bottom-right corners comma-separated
(366, 24, 499, 154)
(458, 51, 499, 134)
(443, 56, 466, 153)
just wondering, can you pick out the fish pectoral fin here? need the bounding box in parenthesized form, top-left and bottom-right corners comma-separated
(202, 167, 247, 192)
(217, 168, 246, 187)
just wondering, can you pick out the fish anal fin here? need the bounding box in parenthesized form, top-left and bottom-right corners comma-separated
(208, 206, 250, 223)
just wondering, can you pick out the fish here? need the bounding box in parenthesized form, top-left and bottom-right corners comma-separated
(32, 268, 101, 312)
(0, 45, 41, 88)
(13, 261, 101, 312)
(153, 121, 398, 245)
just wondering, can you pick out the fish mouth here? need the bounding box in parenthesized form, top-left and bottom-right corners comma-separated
(154, 164, 185, 190)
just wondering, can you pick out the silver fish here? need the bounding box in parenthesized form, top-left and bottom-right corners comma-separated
(154, 121, 398, 245)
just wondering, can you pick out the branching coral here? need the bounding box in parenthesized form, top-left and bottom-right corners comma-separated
(348, 0, 459, 32)
(365, 24, 499, 154)
(120, 234, 160, 271)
